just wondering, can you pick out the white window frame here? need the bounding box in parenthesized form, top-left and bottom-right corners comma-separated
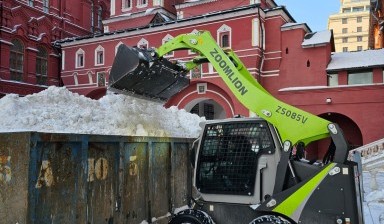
(208, 63, 214, 74)
(75, 48, 85, 68)
(250, 0, 260, 4)
(162, 34, 174, 57)
(197, 83, 207, 94)
(95, 45, 105, 66)
(137, 0, 148, 8)
(122, 0, 132, 11)
(137, 38, 149, 49)
(153, 0, 163, 6)
(115, 41, 124, 55)
(61, 50, 65, 71)
(217, 24, 232, 49)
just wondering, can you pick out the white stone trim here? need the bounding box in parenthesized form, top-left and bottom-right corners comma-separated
(115, 41, 124, 55)
(94, 45, 105, 66)
(217, 24, 232, 49)
(162, 34, 174, 57)
(137, 38, 149, 48)
(75, 48, 85, 69)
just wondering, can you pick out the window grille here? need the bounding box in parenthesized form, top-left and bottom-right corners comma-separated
(204, 103, 214, 120)
(196, 121, 275, 195)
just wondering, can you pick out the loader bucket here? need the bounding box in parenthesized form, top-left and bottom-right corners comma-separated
(108, 44, 190, 101)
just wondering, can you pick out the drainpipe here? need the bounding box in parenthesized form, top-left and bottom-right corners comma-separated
(91, 0, 94, 33)
(257, 6, 265, 84)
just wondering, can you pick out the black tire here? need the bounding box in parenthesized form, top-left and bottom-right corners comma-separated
(249, 215, 293, 224)
(169, 209, 214, 224)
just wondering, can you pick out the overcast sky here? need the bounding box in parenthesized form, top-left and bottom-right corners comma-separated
(274, 0, 341, 32)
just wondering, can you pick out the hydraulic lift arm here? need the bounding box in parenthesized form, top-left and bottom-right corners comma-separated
(156, 31, 333, 146)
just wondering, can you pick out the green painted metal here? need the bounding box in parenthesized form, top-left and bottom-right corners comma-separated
(272, 163, 336, 219)
(156, 31, 330, 146)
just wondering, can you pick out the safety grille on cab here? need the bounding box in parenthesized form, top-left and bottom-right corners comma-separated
(196, 121, 275, 195)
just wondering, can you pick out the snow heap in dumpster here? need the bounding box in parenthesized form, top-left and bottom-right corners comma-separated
(0, 86, 205, 138)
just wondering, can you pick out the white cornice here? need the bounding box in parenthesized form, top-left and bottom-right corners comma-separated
(104, 8, 175, 25)
(0, 39, 13, 45)
(176, 0, 218, 9)
(59, 7, 263, 47)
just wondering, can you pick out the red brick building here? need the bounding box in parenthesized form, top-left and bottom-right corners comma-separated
(0, 0, 110, 97)
(19, 0, 384, 158)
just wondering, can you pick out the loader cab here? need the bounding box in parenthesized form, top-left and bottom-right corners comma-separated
(193, 117, 282, 205)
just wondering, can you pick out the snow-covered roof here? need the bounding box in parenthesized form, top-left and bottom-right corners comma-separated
(280, 22, 311, 33)
(327, 48, 384, 72)
(301, 30, 332, 47)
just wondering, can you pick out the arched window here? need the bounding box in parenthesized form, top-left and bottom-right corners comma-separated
(36, 46, 48, 85)
(10, 39, 24, 81)
(137, 38, 148, 49)
(217, 24, 232, 48)
(94, 45, 104, 66)
(162, 34, 174, 57)
(76, 48, 85, 68)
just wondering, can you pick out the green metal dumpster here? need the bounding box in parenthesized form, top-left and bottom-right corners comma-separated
(0, 132, 193, 224)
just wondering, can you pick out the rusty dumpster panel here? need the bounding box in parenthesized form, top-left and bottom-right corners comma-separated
(0, 132, 30, 224)
(0, 132, 193, 224)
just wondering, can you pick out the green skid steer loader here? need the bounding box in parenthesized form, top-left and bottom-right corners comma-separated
(108, 31, 364, 224)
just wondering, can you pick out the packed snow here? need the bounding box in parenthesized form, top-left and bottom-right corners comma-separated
(0, 86, 205, 137)
(0, 86, 383, 223)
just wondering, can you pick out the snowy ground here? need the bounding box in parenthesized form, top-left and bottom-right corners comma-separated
(0, 86, 383, 223)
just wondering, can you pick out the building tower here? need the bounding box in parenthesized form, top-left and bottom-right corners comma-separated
(328, 0, 371, 52)
(369, 0, 384, 49)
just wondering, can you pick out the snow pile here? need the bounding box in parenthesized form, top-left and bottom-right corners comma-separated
(0, 86, 205, 137)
